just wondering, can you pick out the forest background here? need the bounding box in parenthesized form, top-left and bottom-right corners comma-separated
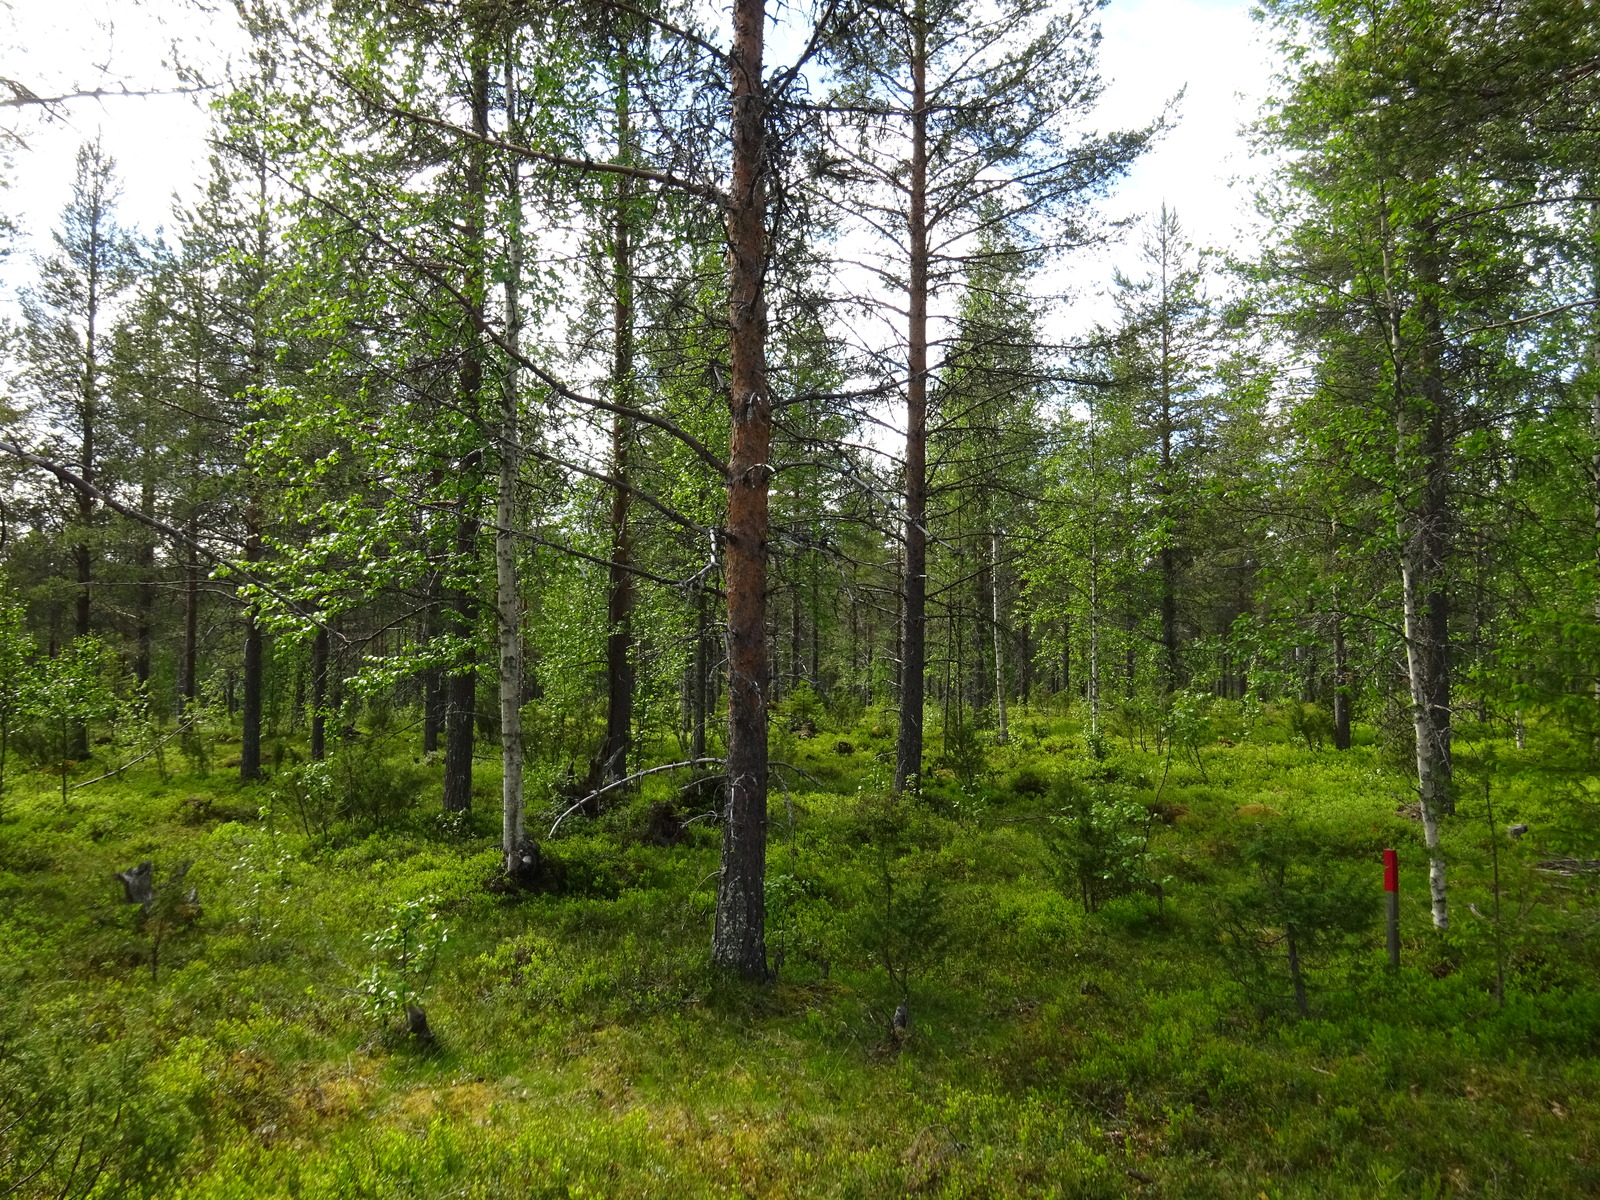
(0, 0, 1598, 1196)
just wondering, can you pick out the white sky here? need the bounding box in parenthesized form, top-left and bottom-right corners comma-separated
(1075, 0, 1280, 320)
(2, 0, 1281, 333)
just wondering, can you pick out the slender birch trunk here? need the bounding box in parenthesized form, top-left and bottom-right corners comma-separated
(1088, 565, 1100, 739)
(691, 583, 709, 760)
(181, 512, 199, 718)
(1157, 217, 1179, 695)
(421, 569, 442, 755)
(70, 190, 102, 761)
(1401, 549, 1448, 927)
(1087, 413, 1102, 739)
(1380, 190, 1449, 929)
(240, 507, 264, 782)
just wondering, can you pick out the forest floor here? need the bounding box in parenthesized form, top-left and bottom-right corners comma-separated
(1, 703, 1597, 1198)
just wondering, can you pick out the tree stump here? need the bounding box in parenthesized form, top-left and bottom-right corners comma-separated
(114, 861, 155, 909)
(405, 1004, 434, 1044)
(645, 802, 684, 846)
(507, 838, 542, 890)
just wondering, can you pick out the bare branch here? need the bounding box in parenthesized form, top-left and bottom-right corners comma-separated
(0, 78, 212, 109)
(549, 758, 725, 837)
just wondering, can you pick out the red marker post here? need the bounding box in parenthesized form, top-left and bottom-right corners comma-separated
(1383, 849, 1400, 969)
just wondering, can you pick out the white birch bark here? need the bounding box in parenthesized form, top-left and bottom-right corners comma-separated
(1401, 550, 1448, 928)
(1380, 188, 1448, 929)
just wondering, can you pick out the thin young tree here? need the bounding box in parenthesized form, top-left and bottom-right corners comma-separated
(18, 139, 139, 756)
(817, 0, 1148, 791)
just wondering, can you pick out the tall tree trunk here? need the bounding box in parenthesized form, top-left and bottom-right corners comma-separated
(1329, 519, 1351, 749)
(1591, 202, 1600, 746)
(240, 504, 264, 782)
(1019, 621, 1031, 705)
(422, 569, 443, 754)
(1401, 543, 1448, 928)
(443, 45, 492, 816)
(991, 531, 1008, 745)
(442, 527, 481, 813)
(1160, 545, 1179, 694)
(691, 582, 709, 760)
(310, 625, 329, 761)
(1088, 546, 1101, 737)
(848, 587, 859, 698)
(1383, 198, 1450, 929)
(894, 18, 929, 793)
(1158, 219, 1180, 695)
(1414, 231, 1453, 820)
(181, 519, 199, 719)
(1331, 594, 1351, 751)
(713, 0, 772, 979)
(810, 555, 820, 686)
(602, 58, 636, 784)
(1124, 615, 1136, 699)
(498, 50, 530, 878)
(134, 468, 155, 686)
(790, 572, 802, 691)
(892, 546, 903, 706)
(240, 152, 273, 785)
(70, 234, 99, 761)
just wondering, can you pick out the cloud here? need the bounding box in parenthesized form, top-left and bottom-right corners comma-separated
(1054, 0, 1279, 332)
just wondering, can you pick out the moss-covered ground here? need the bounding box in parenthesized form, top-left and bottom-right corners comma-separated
(2, 703, 1597, 1198)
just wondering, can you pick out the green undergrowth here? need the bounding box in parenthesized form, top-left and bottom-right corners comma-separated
(1, 707, 1597, 1197)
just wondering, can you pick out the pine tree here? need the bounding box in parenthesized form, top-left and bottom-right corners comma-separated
(18, 139, 139, 756)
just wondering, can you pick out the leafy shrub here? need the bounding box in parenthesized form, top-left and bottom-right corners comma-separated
(1047, 776, 1160, 912)
(1163, 689, 1216, 773)
(1375, 693, 1419, 775)
(842, 792, 952, 998)
(542, 835, 628, 897)
(270, 742, 427, 836)
(1109, 696, 1160, 752)
(782, 681, 822, 732)
(217, 823, 297, 949)
(0, 997, 204, 1199)
(520, 699, 604, 772)
(764, 868, 811, 978)
(501, 833, 642, 898)
(357, 895, 448, 1028)
(1208, 819, 1377, 1016)
(827, 689, 865, 725)
(1285, 701, 1334, 751)
(939, 720, 987, 785)
(1007, 766, 1050, 797)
